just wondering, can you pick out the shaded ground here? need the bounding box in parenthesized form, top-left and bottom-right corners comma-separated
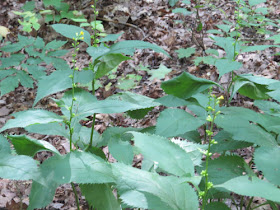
(0, 0, 279, 209)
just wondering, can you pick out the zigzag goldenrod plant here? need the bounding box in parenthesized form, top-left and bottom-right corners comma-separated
(0, 0, 280, 209)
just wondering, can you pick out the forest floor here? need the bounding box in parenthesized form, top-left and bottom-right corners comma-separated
(0, 0, 279, 209)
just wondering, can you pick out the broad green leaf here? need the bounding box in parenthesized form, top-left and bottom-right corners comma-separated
(161, 72, 219, 99)
(210, 130, 252, 153)
(130, 132, 194, 176)
(176, 47, 196, 59)
(22, 1, 35, 11)
(35, 151, 115, 186)
(0, 153, 39, 180)
(0, 110, 63, 132)
(231, 74, 278, 100)
(254, 146, 280, 186)
(249, 0, 266, 7)
(100, 33, 124, 42)
(52, 24, 91, 46)
(197, 156, 254, 186)
(170, 139, 205, 166)
(45, 40, 67, 50)
(86, 44, 110, 62)
(216, 24, 231, 33)
(81, 184, 121, 210)
(216, 176, 280, 203)
(0, 75, 19, 96)
(113, 163, 198, 210)
(0, 135, 11, 154)
(95, 54, 131, 79)
(205, 202, 231, 210)
(108, 139, 134, 165)
(254, 100, 280, 117)
(102, 126, 139, 147)
(155, 95, 191, 107)
(8, 135, 60, 156)
(34, 70, 94, 106)
(172, 8, 192, 16)
(126, 107, 153, 119)
(26, 122, 69, 138)
(267, 34, 280, 44)
(0, 54, 25, 68)
(155, 108, 204, 137)
(232, 79, 270, 100)
(43, 0, 62, 7)
(215, 107, 278, 147)
(215, 59, 242, 78)
(211, 36, 241, 60)
(268, 84, 280, 102)
(146, 64, 172, 80)
(28, 181, 58, 210)
(60, 89, 158, 122)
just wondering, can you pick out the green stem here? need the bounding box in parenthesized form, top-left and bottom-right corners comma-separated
(246, 197, 254, 210)
(240, 196, 244, 210)
(71, 182, 80, 210)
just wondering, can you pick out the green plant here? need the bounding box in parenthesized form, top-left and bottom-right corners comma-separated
(1, 1, 280, 209)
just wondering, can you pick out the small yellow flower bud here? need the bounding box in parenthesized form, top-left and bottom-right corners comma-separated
(80, 31, 84, 35)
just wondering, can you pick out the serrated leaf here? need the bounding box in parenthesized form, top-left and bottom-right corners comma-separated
(0, 54, 25, 68)
(254, 100, 280, 117)
(126, 107, 153, 119)
(161, 72, 219, 99)
(241, 45, 276, 53)
(0, 75, 19, 96)
(130, 132, 194, 176)
(95, 54, 131, 79)
(35, 150, 114, 185)
(171, 139, 205, 166)
(28, 180, 58, 210)
(197, 156, 254, 186)
(176, 47, 196, 59)
(215, 107, 278, 147)
(0, 109, 63, 132)
(81, 184, 121, 210)
(52, 24, 91, 46)
(109, 139, 133, 164)
(0, 135, 11, 154)
(216, 176, 280, 203)
(215, 59, 242, 78)
(254, 146, 280, 186)
(113, 163, 198, 210)
(231, 74, 275, 100)
(155, 108, 204, 137)
(210, 130, 252, 153)
(34, 70, 94, 106)
(211, 36, 241, 60)
(0, 153, 39, 180)
(26, 122, 69, 138)
(8, 135, 60, 156)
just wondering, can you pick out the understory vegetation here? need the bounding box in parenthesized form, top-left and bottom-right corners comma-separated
(0, 0, 280, 209)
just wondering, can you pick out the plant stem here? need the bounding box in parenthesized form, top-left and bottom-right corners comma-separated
(71, 182, 80, 210)
(246, 197, 254, 210)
